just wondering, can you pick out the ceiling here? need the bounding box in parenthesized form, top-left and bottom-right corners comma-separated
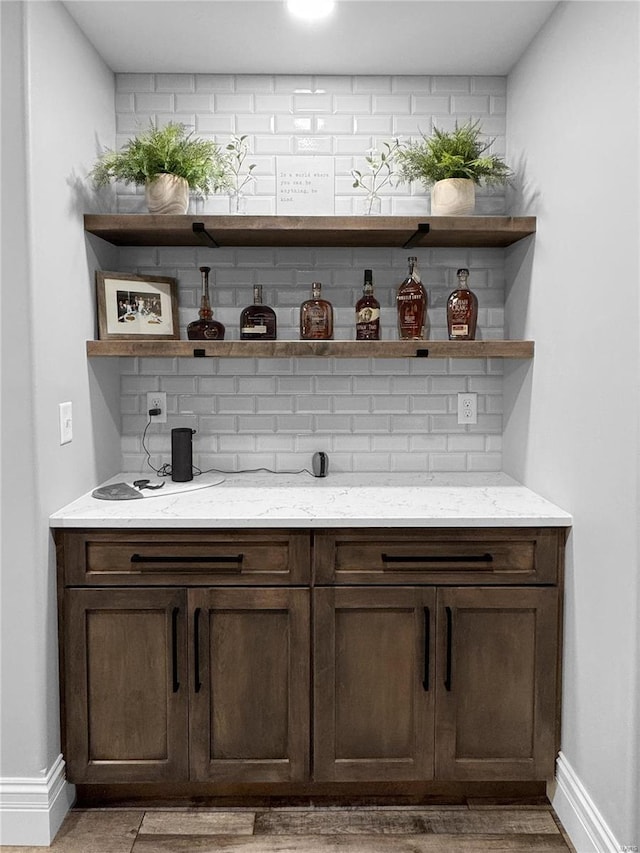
(62, 0, 559, 75)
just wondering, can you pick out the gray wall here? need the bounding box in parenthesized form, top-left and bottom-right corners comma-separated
(506, 2, 640, 849)
(0, 1, 118, 843)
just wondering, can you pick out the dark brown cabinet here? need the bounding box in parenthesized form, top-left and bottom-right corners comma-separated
(63, 585, 309, 785)
(314, 585, 558, 784)
(189, 587, 309, 783)
(64, 587, 189, 783)
(314, 586, 435, 782)
(55, 525, 565, 793)
(434, 586, 558, 781)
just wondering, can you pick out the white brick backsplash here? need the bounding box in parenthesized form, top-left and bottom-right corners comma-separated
(195, 75, 234, 92)
(432, 76, 470, 93)
(117, 73, 154, 92)
(196, 115, 235, 134)
(175, 94, 213, 113)
(134, 92, 174, 112)
(255, 94, 293, 113)
(214, 93, 254, 113)
(112, 72, 508, 473)
(235, 76, 275, 93)
(451, 95, 490, 114)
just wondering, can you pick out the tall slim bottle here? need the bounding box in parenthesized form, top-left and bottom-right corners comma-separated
(355, 269, 380, 340)
(447, 267, 478, 340)
(187, 266, 225, 340)
(396, 256, 427, 340)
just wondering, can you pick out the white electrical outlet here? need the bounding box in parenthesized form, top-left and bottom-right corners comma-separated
(146, 391, 167, 424)
(457, 392, 477, 425)
(59, 401, 73, 445)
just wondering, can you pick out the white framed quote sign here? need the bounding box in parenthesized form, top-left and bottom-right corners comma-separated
(276, 156, 335, 215)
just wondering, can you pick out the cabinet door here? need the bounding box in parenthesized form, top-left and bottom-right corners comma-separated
(189, 587, 310, 782)
(64, 588, 188, 783)
(314, 586, 435, 782)
(435, 587, 559, 780)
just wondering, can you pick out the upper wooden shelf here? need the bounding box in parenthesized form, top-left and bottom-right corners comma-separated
(83, 214, 536, 249)
(86, 340, 534, 360)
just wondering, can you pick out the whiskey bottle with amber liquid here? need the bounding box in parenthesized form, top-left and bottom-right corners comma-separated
(300, 282, 333, 340)
(396, 256, 427, 339)
(300, 281, 333, 341)
(240, 285, 277, 340)
(187, 266, 225, 340)
(447, 267, 478, 340)
(355, 269, 380, 340)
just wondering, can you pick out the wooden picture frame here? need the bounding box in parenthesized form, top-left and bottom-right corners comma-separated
(96, 271, 179, 340)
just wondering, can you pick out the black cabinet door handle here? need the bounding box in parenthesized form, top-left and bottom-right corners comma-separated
(381, 553, 493, 564)
(444, 606, 453, 692)
(171, 607, 180, 693)
(422, 606, 430, 692)
(131, 553, 244, 565)
(194, 607, 202, 694)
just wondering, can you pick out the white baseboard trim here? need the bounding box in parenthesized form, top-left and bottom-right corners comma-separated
(0, 754, 76, 846)
(551, 751, 621, 853)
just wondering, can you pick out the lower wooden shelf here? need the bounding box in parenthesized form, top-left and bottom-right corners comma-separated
(86, 340, 534, 359)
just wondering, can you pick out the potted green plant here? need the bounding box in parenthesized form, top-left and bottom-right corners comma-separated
(397, 120, 511, 215)
(90, 122, 232, 214)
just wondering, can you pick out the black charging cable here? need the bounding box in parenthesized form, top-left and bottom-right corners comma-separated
(141, 411, 315, 478)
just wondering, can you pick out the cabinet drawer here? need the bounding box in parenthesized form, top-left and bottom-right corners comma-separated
(59, 529, 310, 586)
(314, 528, 563, 585)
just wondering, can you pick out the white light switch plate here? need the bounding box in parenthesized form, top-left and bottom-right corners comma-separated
(59, 401, 73, 444)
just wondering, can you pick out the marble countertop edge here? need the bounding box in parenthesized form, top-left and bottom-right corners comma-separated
(49, 471, 572, 529)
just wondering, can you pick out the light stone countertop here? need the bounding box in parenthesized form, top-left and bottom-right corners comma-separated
(49, 471, 572, 529)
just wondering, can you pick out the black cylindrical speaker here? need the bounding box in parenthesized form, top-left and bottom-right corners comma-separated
(171, 428, 194, 482)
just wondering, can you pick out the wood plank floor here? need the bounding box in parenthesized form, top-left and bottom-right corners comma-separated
(1, 804, 576, 852)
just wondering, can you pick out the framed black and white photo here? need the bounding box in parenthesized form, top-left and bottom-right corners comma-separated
(96, 271, 179, 340)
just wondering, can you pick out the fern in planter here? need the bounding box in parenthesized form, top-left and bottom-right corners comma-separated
(91, 122, 232, 196)
(397, 120, 512, 189)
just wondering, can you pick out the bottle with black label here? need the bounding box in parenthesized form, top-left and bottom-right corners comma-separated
(240, 285, 277, 340)
(447, 267, 478, 340)
(355, 269, 381, 340)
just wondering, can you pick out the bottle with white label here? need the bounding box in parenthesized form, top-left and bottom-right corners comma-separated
(396, 256, 427, 340)
(355, 269, 381, 340)
(240, 285, 277, 340)
(446, 267, 478, 341)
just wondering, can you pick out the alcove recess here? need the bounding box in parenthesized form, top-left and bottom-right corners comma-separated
(84, 214, 535, 360)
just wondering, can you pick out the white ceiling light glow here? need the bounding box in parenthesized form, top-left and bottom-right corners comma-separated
(286, 0, 336, 21)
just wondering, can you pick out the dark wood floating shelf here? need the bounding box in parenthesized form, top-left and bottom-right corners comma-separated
(83, 214, 536, 249)
(86, 340, 534, 359)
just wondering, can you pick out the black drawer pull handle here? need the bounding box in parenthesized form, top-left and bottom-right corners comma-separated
(423, 607, 430, 692)
(194, 607, 202, 694)
(445, 606, 453, 692)
(381, 553, 493, 564)
(131, 553, 244, 564)
(171, 607, 180, 693)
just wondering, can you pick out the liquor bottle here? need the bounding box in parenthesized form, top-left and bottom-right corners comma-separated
(396, 256, 427, 340)
(355, 269, 381, 340)
(300, 282, 333, 340)
(187, 266, 225, 340)
(240, 285, 277, 340)
(447, 267, 478, 341)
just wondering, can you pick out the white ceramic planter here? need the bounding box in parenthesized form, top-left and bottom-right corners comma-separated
(145, 174, 189, 214)
(431, 178, 475, 216)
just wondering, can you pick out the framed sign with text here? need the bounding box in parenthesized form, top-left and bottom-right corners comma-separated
(276, 156, 335, 215)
